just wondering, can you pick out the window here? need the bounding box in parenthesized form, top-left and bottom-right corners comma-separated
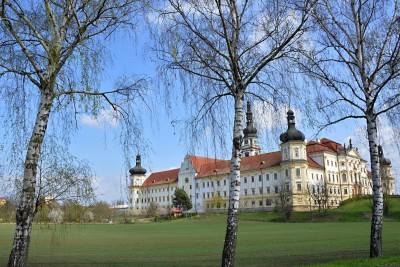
(266, 186, 270, 194)
(224, 179, 226, 186)
(285, 183, 290, 191)
(224, 191, 227, 197)
(266, 174, 270, 181)
(296, 168, 301, 176)
(252, 201, 256, 207)
(296, 183, 302, 191)
(326, 160, 329, 166)
(185, 177, 189, 183)
(217, 180, 220, 186)
(329, 174, 331, 182)
(274, 186, 279, 194)
(211, 181, 214, 187)
(203, 182, 205, 188)
(244, 189, 248, 196)
(251, 188, 255, 195)
(294, 148, 299, 158)
(203, 193, 205, 198)
(190, 185, 192, 189)
(285, 169, 289, 177)
(274, 173, 278, 180)
(244, 177, 247, 183)
(259, 200, 263, 207)
(259, 188, 263, 194)
(259, 175, 262, 182)
(207, 181, 209, 187)
(342, 173, 347, 183)
(251, 176, 254, 183)
(207, 193, 210, 199)
(266, 199, 272, 206)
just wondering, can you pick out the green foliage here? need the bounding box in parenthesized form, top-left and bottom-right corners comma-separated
(172, 188, 192, 211)
(90, 201, 112, 223)
(0, 198, 16, 223)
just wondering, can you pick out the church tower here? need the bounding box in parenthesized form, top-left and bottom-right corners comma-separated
(129, 154, 147, 211)
(378, 145, 395, 195)
(242, 101, 261, 157)
(279, 110, 307, 209)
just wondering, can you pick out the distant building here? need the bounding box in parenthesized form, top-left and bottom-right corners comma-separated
(128, 103, 395, 214)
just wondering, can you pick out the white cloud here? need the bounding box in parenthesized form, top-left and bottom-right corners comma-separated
(81, 109, 119, 128)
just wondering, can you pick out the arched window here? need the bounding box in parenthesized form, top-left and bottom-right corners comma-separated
(185, 177, 189, 183)
(342, 173, 347, 183)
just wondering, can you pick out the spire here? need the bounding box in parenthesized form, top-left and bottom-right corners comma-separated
(129, 154, 147, 175)
(243, 101, 257, 138)
(242, 101, 261, 157)
(279, 109, 305, 143)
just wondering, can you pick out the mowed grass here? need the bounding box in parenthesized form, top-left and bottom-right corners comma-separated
(1, 215, 400, 267)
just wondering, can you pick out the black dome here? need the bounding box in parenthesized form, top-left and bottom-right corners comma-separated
(243, 101, 258, 137)
(129, 154, 147, 175)
(280, 109, 305, 143)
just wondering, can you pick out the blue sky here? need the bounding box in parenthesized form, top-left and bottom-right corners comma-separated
(62, 27, 400, 203)
(1, 27, 398, 204)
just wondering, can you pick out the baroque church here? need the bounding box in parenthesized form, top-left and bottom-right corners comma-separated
(128, 102, 395, 214)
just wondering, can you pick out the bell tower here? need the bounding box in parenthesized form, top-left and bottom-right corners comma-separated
(129, 154, 147, 211)
(242, 101, 261, 157)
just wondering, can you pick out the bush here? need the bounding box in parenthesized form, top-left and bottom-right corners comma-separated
(48, 209, 64, 223)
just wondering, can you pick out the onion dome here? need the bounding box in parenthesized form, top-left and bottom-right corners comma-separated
(243, 101, 258, 137)
(378, 145, 391, 166)
(279, 109, 305, 143)
(129, 154, 147, 175)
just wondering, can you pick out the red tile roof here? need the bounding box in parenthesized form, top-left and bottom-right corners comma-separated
(142, 168, 179, 187)
(197, 152, 282, 178)
(307, 156, 324, 169)
(307, 138, 344, 154)
(187, 155, 225, 172)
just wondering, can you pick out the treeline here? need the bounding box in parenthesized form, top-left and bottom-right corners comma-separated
(0, 198, 119, 224)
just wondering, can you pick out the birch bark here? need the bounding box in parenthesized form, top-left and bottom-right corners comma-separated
(366, 113, 383, 257)
(8, 90, 54, 267)
(222, 94, 243, 267)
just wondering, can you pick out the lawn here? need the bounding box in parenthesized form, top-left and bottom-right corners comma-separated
(1, 215, 400, 266)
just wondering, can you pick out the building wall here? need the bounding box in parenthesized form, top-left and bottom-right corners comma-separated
(129, 144, 395, 214)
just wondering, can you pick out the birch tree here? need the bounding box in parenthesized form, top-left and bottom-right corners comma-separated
(299, 0, 400, 257)
(151, 1, 315, 265)
(0, 1, 145, 266)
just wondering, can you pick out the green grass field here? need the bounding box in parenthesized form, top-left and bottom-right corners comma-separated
(1, 198, 400, 266)
(1, 216, 400, 266)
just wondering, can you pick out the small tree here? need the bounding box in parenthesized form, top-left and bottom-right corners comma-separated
(172, 188, 192, 211)
(307, 183, 329, 214)
(146, 202, 159, 217)
(48, 209, 64, 224)
(277, 183, 293, 220)
(90, 201, 111, 223)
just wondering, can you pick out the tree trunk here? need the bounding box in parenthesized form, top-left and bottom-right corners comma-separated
(222, 95, 244, 267)
(366, 114, 384, 258)
(8, 90, 54, 267)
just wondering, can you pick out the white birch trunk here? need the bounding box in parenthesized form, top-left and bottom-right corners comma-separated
(222, 95, 244, 267)
(8, 90, 54, 267)
(366, 114, 384, 257)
